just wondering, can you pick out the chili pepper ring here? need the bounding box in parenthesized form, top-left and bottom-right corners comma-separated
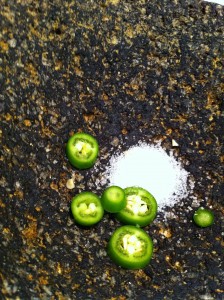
(66, 132, 99, 169)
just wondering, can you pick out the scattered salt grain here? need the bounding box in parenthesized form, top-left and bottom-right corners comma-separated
(105, 143, 192, 212)
(172, 139, 179, 147)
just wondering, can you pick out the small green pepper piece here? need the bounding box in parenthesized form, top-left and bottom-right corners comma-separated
(101, 186, 126, 213)
(193, 207, 214, 228)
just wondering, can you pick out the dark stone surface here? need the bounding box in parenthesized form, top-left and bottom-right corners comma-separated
(0, 0, 223, 299)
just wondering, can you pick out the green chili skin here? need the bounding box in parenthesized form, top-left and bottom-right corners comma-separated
(115, 187, 157, 227)
(71, 192, 104, 226)
(107, 225, 153, 269)
(66, 132, 99, 169)
(193, 207, 214, 228)
(101, 186, 126, 213)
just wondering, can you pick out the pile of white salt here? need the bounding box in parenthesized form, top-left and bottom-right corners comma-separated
(105, 143, 190, 212)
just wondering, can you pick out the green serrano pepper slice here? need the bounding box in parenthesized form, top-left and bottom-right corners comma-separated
(115, 187, 157, 227)
(66, 132, 99, 169)
(101, 186, 126, 213)
(71, 192, 104, 226)
(107, 225, 153, 269)
(193, 207, 214, 228)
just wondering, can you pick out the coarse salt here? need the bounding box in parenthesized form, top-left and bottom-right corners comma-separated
(104, 143, 192, 212)
(203, 0, 224, 5)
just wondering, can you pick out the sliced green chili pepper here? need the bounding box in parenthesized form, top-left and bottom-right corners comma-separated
(66, 132, 99, 169)
(193, 207, 214, 228)
(115, 187, 157, 227)
(107, 225, 153, 269)
(71, 192, 104, 226)
(101, 186, 126, 213)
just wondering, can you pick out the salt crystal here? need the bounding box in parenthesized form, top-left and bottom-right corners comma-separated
(172, 139, 179, 147)
(203, 0, 224, 5)
(104, 143, 192, 212)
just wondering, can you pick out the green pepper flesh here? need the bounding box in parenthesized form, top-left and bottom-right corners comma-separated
(101, 186, 126, 213)
(71, 192, 104, 226)
(108, 225, 153, 269)
(116, 187, 157, 227)
(66, 132, 99, 169)
(193, 207, 214, 228)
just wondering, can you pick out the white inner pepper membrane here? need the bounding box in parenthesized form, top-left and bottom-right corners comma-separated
(75, 141, 93, 156)
(126, 195, 148, 215)
(122, 234, 143, 255)
(79, 202, 96, 216)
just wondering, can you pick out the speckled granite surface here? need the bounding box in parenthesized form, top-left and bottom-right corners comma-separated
(0, 0, 224, 299)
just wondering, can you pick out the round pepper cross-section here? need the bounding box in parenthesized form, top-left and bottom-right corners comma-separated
(115, 187, 157, 227)
(66, 132, 99, 169)
(101, 186, 126, 213)
(193, 207, 214, 228)
(107, 225, 153, 269)
(71, 192, 104, 226)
